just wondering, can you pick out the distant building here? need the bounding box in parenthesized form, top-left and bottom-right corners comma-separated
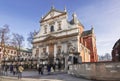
(0, 44, 32, 61)
(98, 53, 112, 61)
(112, 39, 120, 61)
(32, 7, 98, 69)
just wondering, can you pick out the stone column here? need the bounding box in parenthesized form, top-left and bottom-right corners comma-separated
(54, 44, 57, 61)
(77, 35, 80, 52)
(46, 45, 49, 55)
(65, 55, 69, 71)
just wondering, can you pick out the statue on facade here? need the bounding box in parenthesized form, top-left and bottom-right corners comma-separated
(68, 46, 76, 53)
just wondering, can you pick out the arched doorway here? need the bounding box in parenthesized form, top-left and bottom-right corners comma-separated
(73, 57, 78, 64)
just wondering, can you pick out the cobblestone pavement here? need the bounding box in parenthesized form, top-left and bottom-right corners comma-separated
(0, 71, 93, 81)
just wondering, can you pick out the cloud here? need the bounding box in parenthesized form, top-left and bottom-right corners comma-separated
(0, 13, 39, 48)
(75, 0, 120, 55)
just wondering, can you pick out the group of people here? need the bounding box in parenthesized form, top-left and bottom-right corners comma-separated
(37, 63, 54, 75)
(1, 62, 62, 79)
(1, 64, 24, 79)
(37, 62, 62, 75)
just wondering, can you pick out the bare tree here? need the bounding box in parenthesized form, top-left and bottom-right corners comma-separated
(11, 33, 24, 58)
(27, 31, 38, 48)
(0, 24, 10, 60)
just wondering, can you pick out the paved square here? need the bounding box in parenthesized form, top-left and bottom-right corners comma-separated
(1, 71, 93, 81)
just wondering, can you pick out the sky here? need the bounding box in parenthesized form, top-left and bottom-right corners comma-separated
(0, 0, 120, 55)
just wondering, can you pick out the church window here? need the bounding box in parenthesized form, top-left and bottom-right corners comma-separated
(8, 50, 9, 53)
(11, 50, 13, 54)
(57, 21, 62, 30)
(43, 48, 46, 53)
(14, 51, 16, 54)
(57, 46, 61, 54)
(4, 50, 6, 52)
(36, 48, 39, 56)
(50, 25, 54, 32)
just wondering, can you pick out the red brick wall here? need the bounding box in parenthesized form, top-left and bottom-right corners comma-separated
(82, 34, 98, 62)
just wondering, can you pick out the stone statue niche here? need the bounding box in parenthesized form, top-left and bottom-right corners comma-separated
(58, 48, 61, 55)
(67, 42, 76, 53)
(42, 48, 48, 58)
(68, 46, 76, 54)
(56, 46, 62, 58)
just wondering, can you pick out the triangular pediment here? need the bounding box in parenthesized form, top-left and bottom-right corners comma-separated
(43, 35, 56, 41)
(40, 8, 66, 23)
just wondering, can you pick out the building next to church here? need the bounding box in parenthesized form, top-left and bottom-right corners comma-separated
(0, 44, 32, 62)
(32, 7, 98, 69)
(112, 39, 120, 62)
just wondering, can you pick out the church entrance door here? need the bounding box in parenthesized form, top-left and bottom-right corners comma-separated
(48, 43, 54, 64)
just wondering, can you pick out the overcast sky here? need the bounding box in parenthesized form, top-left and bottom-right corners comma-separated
(0, 0, 120, 55)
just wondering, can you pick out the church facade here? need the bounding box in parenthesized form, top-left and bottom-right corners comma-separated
(32, 7, 98, 69)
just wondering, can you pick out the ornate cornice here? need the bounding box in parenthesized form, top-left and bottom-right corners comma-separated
(33, 33, 78, 44)
(34, 27, 78, 40)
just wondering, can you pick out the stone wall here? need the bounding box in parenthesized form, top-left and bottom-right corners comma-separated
(68, 62, 120, 81)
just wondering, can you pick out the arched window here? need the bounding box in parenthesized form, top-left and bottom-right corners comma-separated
(50, 25, 54, 32)
(57, 46, 61, 54)
(43, 48, 46, 53)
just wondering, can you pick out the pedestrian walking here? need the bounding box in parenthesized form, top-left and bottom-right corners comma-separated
(47, 64, 51, 75)
(37, 64, 39, 69)
(13, 65, 17, 75)
(18, 65, 24, 79)
(58, 61, 61, 71)
(38, 65, 43, 75)
(10, 64, 13, 73)
(4, 64, 9, 76)
(1, 64, 5, 75)
(53, 63, 55, 72)
(41, 65, 44, 75)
